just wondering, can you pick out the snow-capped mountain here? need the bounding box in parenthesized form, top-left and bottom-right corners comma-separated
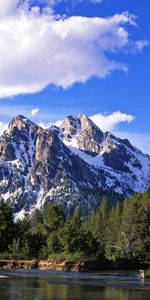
(0, 113, 150, 218)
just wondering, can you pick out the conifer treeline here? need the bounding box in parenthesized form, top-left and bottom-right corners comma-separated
(0, 192, 150, 267)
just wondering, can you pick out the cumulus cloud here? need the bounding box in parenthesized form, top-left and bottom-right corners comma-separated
(38, 121, 52, 128)
(90, 112, 150, 154)
(54, 120, 63, 127)
(0, 1, 148, 98)
(37, 0, 103, 6)
(39, 119, 64, 128)
(90, 111, 134, 132)
(91, 0, 103, 3)
(135, 40, 149, 52)
(0, 0, 18, 18)
(39, 111, 134, 132)
(30, 107, 40, 116)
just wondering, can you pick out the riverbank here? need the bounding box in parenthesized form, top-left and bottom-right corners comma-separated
(0, 260, 149, 277)
(0, 259, 102, 272)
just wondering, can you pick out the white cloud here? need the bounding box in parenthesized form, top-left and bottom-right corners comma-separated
(40, 111, 134, 131)
(0, 0, 18, 18)
(54, 120, 63, 127)
(90, 111, 134, 132)
(91, 0, 103, 3)
(39, 121, 52, 128)
(39, 0, 103, 6)
(39, 118, 65, 128)
(90, 112, 150, 154)
(0, 1, 148, 98)
(0, 122, 9, 135)
(30, 107, 40, 116)
(135, 40, 149, 52)
(40, 112, 150, 155)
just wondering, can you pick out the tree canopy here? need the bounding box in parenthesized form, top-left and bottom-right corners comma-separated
(0, 192, 149, 268)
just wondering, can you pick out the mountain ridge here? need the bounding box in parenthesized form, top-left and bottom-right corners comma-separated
(0, 113, 149, 218)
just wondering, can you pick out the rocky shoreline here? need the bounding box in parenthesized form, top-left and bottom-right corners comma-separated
(0, 260, 149, 278)
(0, 259, 101, 272)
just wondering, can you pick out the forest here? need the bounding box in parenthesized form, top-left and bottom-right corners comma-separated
(0, 191, 150, 269)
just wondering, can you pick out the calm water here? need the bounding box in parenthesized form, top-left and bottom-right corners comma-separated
(0, 269, 150, 300)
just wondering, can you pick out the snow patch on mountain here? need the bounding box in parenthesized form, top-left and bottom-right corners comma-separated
(63, 135, 105, 168)
(0, 113, 150, 218)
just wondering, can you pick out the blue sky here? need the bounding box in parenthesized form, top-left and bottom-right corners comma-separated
(0, 0, 149, 154)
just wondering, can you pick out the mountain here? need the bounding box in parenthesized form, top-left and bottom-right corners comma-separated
(0, 113, 150, 218)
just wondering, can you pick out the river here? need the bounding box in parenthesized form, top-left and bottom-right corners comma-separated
(0, 269, 150, 300)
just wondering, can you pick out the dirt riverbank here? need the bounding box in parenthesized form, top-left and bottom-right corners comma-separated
(0, 260, 149, 277)
(0, 259, 101, 272)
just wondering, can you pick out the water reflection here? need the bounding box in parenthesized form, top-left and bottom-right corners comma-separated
(0, 270, 150, 300)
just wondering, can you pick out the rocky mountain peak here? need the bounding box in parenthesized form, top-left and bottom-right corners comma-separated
(77, 113, 96, 131)
(55, 113, 104, 156)
(8, 115, 33, 134)
(0, 116, 40, 166)
(78, 114, 104, 154)
(0, 113, 150, 219)
(60, 115, 80, 138)
(77, 113, 103, 140)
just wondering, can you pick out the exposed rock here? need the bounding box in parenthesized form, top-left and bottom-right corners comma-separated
(61, 115, 80, 138)
(0, 113, 150, 218)
(61, 113, 103, 156)
(0, 259, 107, 272)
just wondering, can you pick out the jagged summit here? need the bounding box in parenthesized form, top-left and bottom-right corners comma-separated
(11, 115, 27, 122)
(0, 113, 150, 218)
(60, 113, 103, 133)
(55, 113, 103, 156)
(7, 115, 47, 134)
(8, 115, 31, 131)
(77, 113, 101, 131)
(60, 115, 80, 137)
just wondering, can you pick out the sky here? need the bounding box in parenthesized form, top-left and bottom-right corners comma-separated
(0, 0, 149, 154)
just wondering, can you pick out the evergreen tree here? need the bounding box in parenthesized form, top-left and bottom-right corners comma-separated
(105, 201, 122, 260)
(116, 193, 150, 262)
(0, 192, 149, 266)
(87, 197, 109, 254)
(0, 201, 15, 252)
(43, 205, 65, 233)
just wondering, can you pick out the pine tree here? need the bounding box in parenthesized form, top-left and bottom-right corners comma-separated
(87, 197, 109, 254)
(0, 201, 15, 252)
(105, 201, 122, 260)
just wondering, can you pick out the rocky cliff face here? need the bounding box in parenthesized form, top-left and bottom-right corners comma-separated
(0, 113, 150, 218)
(60, 113, 103, 156)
